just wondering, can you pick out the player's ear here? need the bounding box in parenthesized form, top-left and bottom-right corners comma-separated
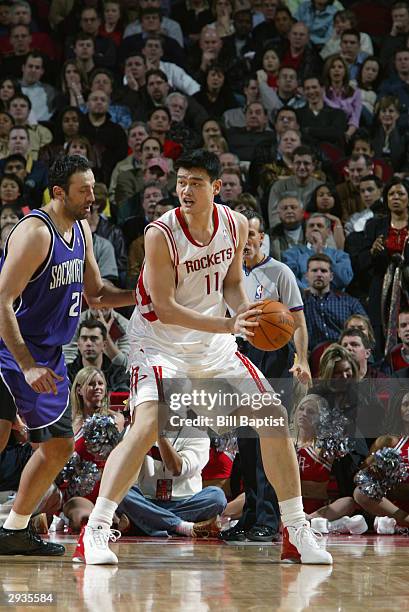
(53, 185, 65, 201)
(212, 179, 222, 195)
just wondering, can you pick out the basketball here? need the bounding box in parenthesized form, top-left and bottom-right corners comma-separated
(249, 300, 295, 351)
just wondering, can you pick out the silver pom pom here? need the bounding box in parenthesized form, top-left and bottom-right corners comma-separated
(55, 451, 81, 486)
(354, 447, 408, 501)
(83, 414, 121, 459)
(213, 430, 238, 453)
(315, 405, 353, 461)
(56, 452, 100, 498)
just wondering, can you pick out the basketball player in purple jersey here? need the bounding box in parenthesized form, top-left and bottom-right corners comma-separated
(0, 156, 135, 556)
(75, 150, 332, 565)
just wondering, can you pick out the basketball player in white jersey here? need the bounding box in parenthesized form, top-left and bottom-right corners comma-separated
(74, 150, 332, 565)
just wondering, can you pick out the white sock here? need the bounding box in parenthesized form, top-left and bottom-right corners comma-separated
(3, 509, 31, 530)
(279, 497, 306, 529)
(175, 521, 194, 536)
(88, 497, 118, 529)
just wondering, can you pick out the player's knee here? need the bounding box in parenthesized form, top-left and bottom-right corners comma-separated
(130, 403, 159, 443)
(42, 436, 74, 463)
(0, 419, 12, 453)
(61, 437, 75, 459)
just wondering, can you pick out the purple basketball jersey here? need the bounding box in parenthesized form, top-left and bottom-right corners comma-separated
(0, 209, 86, 348)
(0, 210, 86, 430)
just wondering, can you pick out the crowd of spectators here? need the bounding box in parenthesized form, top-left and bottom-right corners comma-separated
(3, 0, 409, 540)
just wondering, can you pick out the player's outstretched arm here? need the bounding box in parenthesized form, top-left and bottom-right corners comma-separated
(145, 226, 262, 337)
(222, 212, 250, 313)
(288, 310, 311, 386)
(81, 220, 135, 308)
(0, 220, 63, 394)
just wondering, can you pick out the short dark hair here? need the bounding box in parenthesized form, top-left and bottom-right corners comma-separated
(293, 145, 315, 161)
(74, 31, 95, 45)
(146, 68, 168, 83)
(125, 52, 146, 65)
(9, 125, 29, 138)
(49, 155, 92, 193)
(341, 28, 360, 42)
(359, 174, 383, 188)
(245, 100, 266, 114)
(89, 67, 115, 86)
(244, 74, 258, 88)
(148, 105, 171, 123)
(78, 318, 107, 340)
(303, 74, 324, 87)
(10, 23, 30, 35)
(24, 51, 44, 66)
(278, 64, 297, 77)
(9, 93, 31, 111)
(240, 208, 265, 232)
(156, 197, 175, 208)
(4, 153, 26, 168)
(394, 46, 409, 60)
(392, 2, 409, 13)
(80, 5, 99, 18)
(175, 149, 221, 182)
(275, 105, 297, 121)
(349, 152, 372, 166)
(140, 7, 161, 17)
(142, 180, 166, 196)
(144, 33, 164, 47)
(339, 327, 372, 349)
(307, 253, 332, 270)
(275, 6, 293, 19)
(141, 135, 163, 152)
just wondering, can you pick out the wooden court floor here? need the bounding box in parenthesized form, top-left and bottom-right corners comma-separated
(1, 533, 409, 611)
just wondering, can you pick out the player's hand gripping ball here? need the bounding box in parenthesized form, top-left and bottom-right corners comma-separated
(248, 300, 295, 351)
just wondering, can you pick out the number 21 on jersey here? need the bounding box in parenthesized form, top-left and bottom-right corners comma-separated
(69, 291, 82, 317)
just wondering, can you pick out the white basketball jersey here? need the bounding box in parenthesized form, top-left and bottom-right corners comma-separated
(128, 204, 239, 360)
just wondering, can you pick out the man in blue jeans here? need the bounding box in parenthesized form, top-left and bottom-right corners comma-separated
(118, 425, 227, 537)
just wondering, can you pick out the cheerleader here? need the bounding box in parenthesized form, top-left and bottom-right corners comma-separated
(60, 367, 125, 533)
(353, 390, 409, 534)
(294, 394, 367, 534)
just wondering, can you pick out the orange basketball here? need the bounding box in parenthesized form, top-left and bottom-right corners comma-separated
(249, 300, 295, 351)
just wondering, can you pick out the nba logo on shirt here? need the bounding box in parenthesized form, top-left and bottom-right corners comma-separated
(255, 284, 263, 300)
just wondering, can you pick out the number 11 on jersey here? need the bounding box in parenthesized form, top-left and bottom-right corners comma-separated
(205, 272, 219, 295)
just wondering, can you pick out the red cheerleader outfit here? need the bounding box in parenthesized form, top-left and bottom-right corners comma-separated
(58, 428, 106, 504)
(297, 445, 332, 514)
(390, 436, 409, 513)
